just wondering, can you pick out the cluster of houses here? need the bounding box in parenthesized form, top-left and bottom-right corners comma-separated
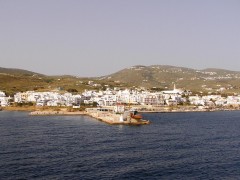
(13, 91, 82, 107)
(1, 85, 240, 109)
(9, 86, 188, 107)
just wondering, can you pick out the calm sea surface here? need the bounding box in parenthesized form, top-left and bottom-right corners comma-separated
(1, 111, 240, 179)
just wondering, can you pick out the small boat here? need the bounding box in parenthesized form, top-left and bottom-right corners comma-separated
(130, 110, 142, 120)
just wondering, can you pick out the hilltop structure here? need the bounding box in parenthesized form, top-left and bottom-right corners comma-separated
(162, 84, 184, 95)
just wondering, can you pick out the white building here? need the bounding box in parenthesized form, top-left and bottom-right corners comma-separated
(0, 91, 10, 107)
(0, 91, 6, 97)
(162, 84, 184, 95)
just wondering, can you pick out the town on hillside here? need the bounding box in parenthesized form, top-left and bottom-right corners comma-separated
(1, 84, 240, 112)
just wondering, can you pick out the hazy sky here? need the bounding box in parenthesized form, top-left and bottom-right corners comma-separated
(1, 0, 240, 77)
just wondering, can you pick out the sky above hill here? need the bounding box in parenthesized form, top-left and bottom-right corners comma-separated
(1, 0, 240, 77)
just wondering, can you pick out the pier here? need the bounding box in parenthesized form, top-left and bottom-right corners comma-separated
(86, 108, 150, 125)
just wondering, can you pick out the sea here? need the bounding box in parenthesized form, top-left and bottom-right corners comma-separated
(1, 110, 240, 179)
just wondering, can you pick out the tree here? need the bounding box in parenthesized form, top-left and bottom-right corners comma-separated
(92, 102, 98, 107)
(67, 88, 78, 93)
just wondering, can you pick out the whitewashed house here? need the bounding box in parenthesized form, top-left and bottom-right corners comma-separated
(189, 96, 205, 106)
(114, 104, 125, 113)
(0, 91, 9, 107)
(215, 98, 227, 106)
(226, 96, 240, 106)
(0, 91, 6, 97)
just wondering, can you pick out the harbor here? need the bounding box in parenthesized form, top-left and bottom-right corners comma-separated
(28, 104, 240, 125)
(29, 106, 150, 125)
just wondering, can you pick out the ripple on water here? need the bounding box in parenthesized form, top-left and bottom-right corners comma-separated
(1, 111, 240, 179)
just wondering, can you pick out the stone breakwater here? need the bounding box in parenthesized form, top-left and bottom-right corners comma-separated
(30, 111, 87, 116)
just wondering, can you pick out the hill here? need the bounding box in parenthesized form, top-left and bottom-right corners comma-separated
(0, 67, 95, 96)
(0, 67, 44, 77)
(100, 65, 240, 94)
(1, 65, 240, 95)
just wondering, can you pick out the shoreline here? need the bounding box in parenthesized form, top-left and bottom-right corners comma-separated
(138, 109, 237, 113)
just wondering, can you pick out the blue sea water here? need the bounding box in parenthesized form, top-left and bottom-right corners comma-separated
(1, 110, 240, 179)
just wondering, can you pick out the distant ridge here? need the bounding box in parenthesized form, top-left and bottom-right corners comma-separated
(201, 68, 240, 73)
(0, 67, 45, 76)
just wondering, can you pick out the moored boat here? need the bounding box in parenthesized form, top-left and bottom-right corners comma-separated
(130, 110, 143, 120)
